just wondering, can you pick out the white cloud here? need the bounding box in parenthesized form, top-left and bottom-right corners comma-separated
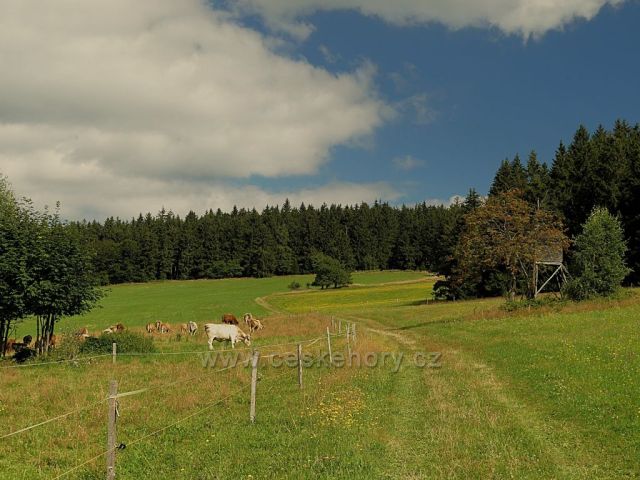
(0, 0, 391, 218)
(232, 0, 624, 39)
(425, 195, 465, 207)
(0, 149, 400, 219)
(393, 155, 425, 171)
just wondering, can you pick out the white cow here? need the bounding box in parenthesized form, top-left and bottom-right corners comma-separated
(204, 324, 251, 350)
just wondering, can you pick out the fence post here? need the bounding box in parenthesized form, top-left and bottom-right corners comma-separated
(338, 319, 342, 334)
(106, 380, 118, 480)
(326, 327, 333, 365)
(297, 344, 303, 389)
(250, 351, 259, 424)
(346, 324, 351, 358)
(352, 323, 356, 342)
(112, 342, 117, 365)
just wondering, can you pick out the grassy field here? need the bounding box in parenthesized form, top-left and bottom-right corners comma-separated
(10, 270, 428, 338)
(2, 271, 639, 478)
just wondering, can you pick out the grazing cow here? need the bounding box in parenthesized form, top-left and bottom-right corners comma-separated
(221, 313, 238, 325)
(179, 323, 188, 335)
(146, 323, 156, 334)
(243, 313, 264, 333)
(158, 322, 171, 334)
(103, 323, 125, 334)
(75, 327, 90, 338)
(187, 321, 198, 336)
(50, 334, 59, 349)
(204, 324, 250, 350)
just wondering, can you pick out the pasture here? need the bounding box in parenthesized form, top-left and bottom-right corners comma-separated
(1, 271, 639, 478)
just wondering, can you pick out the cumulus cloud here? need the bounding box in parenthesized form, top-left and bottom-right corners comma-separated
(0, 0, 391, 218)
(0, 149, 400, 219)
(392, 155, 425, 171)
(232, 0, 624, 39)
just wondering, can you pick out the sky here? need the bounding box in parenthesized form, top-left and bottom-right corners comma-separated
(1, 0, 639, 220)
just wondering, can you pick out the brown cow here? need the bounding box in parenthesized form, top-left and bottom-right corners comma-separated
(146, 323, 156, 334)
(243, 313, 264, 333)
(158, 322, 171, 334)
(50, 334, 59, 349)
(179, 323, 188, 335)
(75, 327, 90, 337)
(3, 338, 16, 355)
(222, 313, 238, 325)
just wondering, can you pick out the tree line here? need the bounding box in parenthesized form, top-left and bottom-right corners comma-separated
(438, 119, 639, 299)
(72, 200, 466, 285)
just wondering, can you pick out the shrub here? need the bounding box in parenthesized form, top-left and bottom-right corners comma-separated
(311, 252, 352, 289)
(287, 281, 301, 290)
(80, 331, 155, 354)
(564, 207, 630, 300)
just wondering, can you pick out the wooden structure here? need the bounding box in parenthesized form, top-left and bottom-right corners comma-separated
(533, 244, 569, 298)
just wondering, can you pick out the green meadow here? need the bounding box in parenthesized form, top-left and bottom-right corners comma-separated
(2, 272, 639, 478)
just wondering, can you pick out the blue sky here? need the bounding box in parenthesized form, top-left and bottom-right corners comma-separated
(249, 2, 640, 203)
(1, 1, 638, 219)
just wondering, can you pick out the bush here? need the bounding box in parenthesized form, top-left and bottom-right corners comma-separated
(311, 252, 352, 289)
(564, 207, 630, 300)
(80, 331, 155, 354)
(287, 281, 301, 290)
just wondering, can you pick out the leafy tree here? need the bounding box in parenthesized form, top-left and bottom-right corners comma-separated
(453, 190, 568, 301)
(564, 207, 630, 300)
(311, 252, 352, 289)
(0, 176, 30, 355)
(28, 210, 103, 354)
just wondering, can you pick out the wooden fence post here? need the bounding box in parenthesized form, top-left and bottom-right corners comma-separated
(297, 344, 303, 389)
(250, 351, 259, 424)
(326, 327, 333, 365)
(352, 323, 356, 342)
(112, 342, 117, 365)
(346, 324, 351, 358)
(106, 380, 118, 480)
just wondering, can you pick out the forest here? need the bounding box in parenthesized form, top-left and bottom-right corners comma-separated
(70, 120, 640, 287)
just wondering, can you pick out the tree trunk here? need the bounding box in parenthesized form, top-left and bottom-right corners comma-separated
(0, 320, 9, 357)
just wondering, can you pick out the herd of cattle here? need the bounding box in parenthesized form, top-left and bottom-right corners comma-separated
(144, 313, 264, 350)
(2, 313, 265, 358)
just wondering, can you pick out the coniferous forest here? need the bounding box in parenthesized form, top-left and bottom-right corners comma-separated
(71, 120, 640, 287)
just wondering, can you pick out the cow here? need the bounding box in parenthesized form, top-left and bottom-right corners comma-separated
(146, 323, 156, 334)
(22, 335, 33, 346)
(50, 334, 59, 349)
(243, 313, 264, 333)
(3, 338, 16, 355)
(221, 313, 239, 325)
(75, 327, 90, 338)
(204, 324, 250, 350)
(158, 322, 171, 334)
(187, 321, 198, 336)
(179, 323, 188, 335)
(103, 323, 125, 334)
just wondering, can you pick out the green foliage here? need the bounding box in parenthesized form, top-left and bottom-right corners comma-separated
(0, 174, 102, 355)
(80, 331, 155, 354)
(287, 281, 301, 290)
(311, 252, 353, 289)
(448, 190, 568, 301)
(564, 207, 630, 300)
